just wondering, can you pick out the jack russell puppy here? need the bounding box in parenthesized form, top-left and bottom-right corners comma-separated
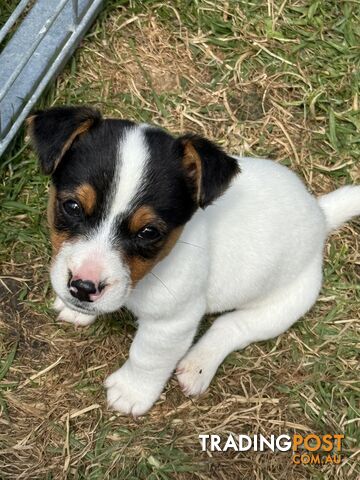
(28, 106, 360, 416)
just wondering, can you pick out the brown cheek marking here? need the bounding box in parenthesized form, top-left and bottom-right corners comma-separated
(128, 257, 157, 286)
(129, 205, 158, 233)
(183, 141, 202, 203)
(50, 231, 71, 256)
(75, 183, 97, 215)
(47, 185, 70, 256)
(127, 226, 184, 286)
(157, 226, 183, 261)
(47, 184, 56, 229)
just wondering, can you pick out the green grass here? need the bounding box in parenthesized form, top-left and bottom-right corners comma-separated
(0, 1, 359, 479)
(0, 1, 22, 29)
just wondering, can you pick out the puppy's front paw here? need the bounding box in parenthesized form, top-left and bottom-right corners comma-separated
(105, 363, 163, 417)
(57, 306, 96, 326)
(53, 296, 65, 312)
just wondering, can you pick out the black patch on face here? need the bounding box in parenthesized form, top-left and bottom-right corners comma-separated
(113, 128, 198, 261)
(142, 129, 199, 225)
(52, 119, 134, 237)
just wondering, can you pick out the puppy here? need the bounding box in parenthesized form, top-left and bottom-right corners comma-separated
(28, 106, 360, 416)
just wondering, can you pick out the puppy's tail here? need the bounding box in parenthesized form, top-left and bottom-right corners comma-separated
(318, 185, 360, 233)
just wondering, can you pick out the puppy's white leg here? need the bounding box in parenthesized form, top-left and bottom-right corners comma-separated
(177, 259, 322, 396)
(53, 296, 97, 326)
(105, 300, 205, 417)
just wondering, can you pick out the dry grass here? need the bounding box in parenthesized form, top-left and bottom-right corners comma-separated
(0, 1, 359, 479)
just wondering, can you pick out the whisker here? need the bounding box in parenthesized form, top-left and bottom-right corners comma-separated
(150, 272, 176, 299)
(178, 240, 204, 249)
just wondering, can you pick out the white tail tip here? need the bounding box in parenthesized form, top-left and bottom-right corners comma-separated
(318, 185, 360, 232)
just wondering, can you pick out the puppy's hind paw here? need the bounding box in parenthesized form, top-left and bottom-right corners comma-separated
(176, 349, 218, 397)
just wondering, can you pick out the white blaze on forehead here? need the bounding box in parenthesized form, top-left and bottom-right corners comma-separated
(109, 125, 149, 218)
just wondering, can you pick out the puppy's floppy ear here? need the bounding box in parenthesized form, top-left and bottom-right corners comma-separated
(179, 133, 240, 208)
(27, 105, 101, 174)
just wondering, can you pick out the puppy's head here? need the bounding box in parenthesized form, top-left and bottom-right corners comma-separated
(28, 106, 239, 314)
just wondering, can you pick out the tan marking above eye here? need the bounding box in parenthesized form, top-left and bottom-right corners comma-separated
(50, 230, 71, 256)
(127, 256, 156, 286)
(129, 205, 159, 233)
(55, 183, 97, 216)
(75, 183, 97, 215)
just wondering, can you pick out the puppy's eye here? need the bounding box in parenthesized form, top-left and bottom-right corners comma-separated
(137, 226, 161, 241)
(62, 199, 82, 217)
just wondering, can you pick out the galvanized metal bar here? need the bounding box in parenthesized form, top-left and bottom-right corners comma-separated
(0, 0, 69, 103)
(72, 0, 79, 25)
(0, 0, 31, 45)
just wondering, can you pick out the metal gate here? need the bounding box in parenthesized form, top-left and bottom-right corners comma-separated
(0, 0, 104, 157)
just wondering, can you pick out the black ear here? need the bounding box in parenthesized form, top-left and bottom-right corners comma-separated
(179, 133, 240, 208)
(27, 106, 101, 174)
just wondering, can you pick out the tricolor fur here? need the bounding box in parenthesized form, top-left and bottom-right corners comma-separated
(29, 106, 360, 416)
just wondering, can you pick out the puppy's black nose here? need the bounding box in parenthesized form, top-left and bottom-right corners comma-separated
(69, 278, 97, 302)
